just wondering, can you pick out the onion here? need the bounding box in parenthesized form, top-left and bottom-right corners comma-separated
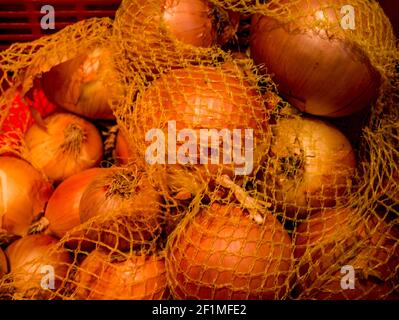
(6, 234, 72, 298)
(294, 208, 399, 299)
(133, 65, 269, 199)
(44, 168, 106, 250)
(155, 0, 215, 47)
(41, 47, 116, 119)
(0, 248, 7, 278)
(114, 0, 240, 76)
(0, 156, 52, 237)
(74, 249, 168, 300)
(166, 203, 292, 299)
(249, 0, 394, 117)
(115, 0, 238, 49)
(25, 113, 103, 182)
(79, 167, 162, 251)
(258, 117, 356, 219)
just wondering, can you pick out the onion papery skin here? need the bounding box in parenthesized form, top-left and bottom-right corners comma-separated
(41, 47, 116, 120)
(132, 65, 270, 198)
(0, 156, 53, 236)
(259, 117, 356, 219)
(166, 203, 293, 300)
(6, 234, 72, 298)
(249, 0, 394, 117)
(74, 249, 168, 300)
(160, 0, 216, 47)
(115, 0, 216, 48)
(45, 168, 106, 250)
(115, 129, 142, 166)
(79, 168, 162, 251)
(294, 208, 399, 299)
(25, 113, 103, 183)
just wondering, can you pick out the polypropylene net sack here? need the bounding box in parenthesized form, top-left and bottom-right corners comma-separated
(0, 0, 398, 300)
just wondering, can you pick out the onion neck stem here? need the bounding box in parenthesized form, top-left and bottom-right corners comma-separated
(61, 124, 86, 157)
(28, 216, 50, 235)
(213, 7, 234, 42)
(105, 171, 139, 199)
(216, 174, 268, 224)
(278, 154, 304, 178)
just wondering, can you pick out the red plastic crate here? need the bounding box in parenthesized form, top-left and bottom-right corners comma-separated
(0, 0, 121, 51)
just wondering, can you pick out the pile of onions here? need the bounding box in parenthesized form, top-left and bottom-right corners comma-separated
(41, 47, 116, 119)
(0, 248, 7, 278)
(6, 234, 71, 298)
(0, 157, 52, 236)
(115, 0, 239, 49)
(259, 117, 356, 219)
(44, 168, 106, 250)
(74, 249, 168, 299)
(25, 113, 103, 182)
(294, 208, 399, 299)
(249, 0, 394, 117)
(79, 167, 162, 251)
(133, 65, 269, 199)
(166, 203, 293, 299)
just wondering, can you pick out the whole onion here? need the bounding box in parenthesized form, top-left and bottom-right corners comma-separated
(154, 0, 215, 46)
(25, 113, 103, 182)
(115, 0, 238, 48)
(250, 0, 395, 117)
(294, 208, 399, 299)
(0, 248, 7, 278)
(0, 156, 52, 236)
(74, 249, 168, 300)
(258, 117, 356, 219)
(6, 234, 72, 298)
(133, 65, 269, 199)
(41, 47, 116, 120)
(166, 203, 293, 299)
(44, 168, 106, 250)
(79, 167, 162, 251)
